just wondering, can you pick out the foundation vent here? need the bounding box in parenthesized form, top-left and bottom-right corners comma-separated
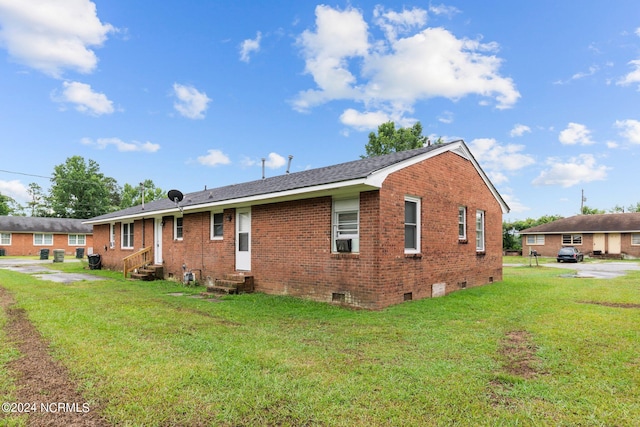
(332, 293, 346, 303)
(403, 292, 413, 301)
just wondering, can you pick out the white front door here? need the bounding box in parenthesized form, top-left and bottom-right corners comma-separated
(236, 208, 251, 271)
(154, 218, 163, 264)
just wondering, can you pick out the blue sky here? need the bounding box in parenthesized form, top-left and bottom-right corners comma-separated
(0, 1, 638, 221)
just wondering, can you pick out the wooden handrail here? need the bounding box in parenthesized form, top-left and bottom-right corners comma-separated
(123, 247, 153, 278)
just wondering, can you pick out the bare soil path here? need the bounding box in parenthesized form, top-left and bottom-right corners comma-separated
(0, 286, 109, 426)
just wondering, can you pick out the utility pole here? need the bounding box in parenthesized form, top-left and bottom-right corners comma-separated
(580, 189, 586, 214)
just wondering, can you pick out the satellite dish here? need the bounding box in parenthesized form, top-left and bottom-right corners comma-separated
(167, 189, 184, 203)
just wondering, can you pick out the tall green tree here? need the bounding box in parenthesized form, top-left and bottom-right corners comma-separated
(120, 179, 165, 209)
(363, 121, 430, 157)
(26, 182, 50, 216)
(0, 192, 16, 215)
(48, 156, 121, 219)
(581, 205, 605, 215)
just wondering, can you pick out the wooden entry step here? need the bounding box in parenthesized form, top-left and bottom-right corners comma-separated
(206, 273, 254, 294)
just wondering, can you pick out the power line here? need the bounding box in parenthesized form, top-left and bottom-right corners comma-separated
(0, 169, 52, 180)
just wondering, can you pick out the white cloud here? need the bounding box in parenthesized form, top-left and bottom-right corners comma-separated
(264, 152, 286, 169)
(339, 109, 392, 131)
(617, 59, 640, 88)
(293, 5, 519, 127)
(438, 111, 454, 124)
(241, 152, 288, 169)
(373, 5, 427, 42)
(501, 193, 529, 214)
(239, 31, 262, 63)
(618, 29, 640, 88)
(468, 138, 536, 178)
(615, 119, 640, 144)
(173, 83, 211, 119)
(0, 0, 115, 77)
(55, 81, 114, 115)
(558, 122, 594, 145)
(509, 124, 531, 137)
(532, 154, 608, 187)
(197, 149, 231, 167)
(0, 179, 29, 204)
(81, 137, 159, 152)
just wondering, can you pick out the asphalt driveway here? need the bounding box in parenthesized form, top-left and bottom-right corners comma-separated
(506, 260, 640, 279)
(0, 258, 105, 283)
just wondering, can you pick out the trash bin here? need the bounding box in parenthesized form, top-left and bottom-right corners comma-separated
(88, 254, 101, 270)
(53, 249, 65, 263)
(40, 249, 49, 260)
(75, 247, 85, 259)
(0, 248, 5, 256)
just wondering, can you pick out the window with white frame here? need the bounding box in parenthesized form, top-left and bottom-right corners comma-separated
(562, 234, 582, 245)
(632, 233, 640, 246)
(1, 232, 10, 245)
(211, 212, 224, 239)
(333, 197, 359, 253)
(526, 235, 545, 245)
(476, 210, 485, 252)
(458, 206, 467, 240)
(68, 234, 86, 246)
(405, 196, 421, 253)
(175, 217, 183, 240)
(110, 223, 115, 248)
(34, 233, 53, 246)
(122, 222, 134, 249)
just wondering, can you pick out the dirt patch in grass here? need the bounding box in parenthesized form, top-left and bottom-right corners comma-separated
(488, 330, 542, 409)
(500, 330, 540, 379)
(0, 286, 109, 426)
(580, 301, 640, 309)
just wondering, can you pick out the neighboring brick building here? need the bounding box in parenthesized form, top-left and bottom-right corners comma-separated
(86, 140, 509, 309)
(0, 216, 93, 257)
(521, 213, 640, 259)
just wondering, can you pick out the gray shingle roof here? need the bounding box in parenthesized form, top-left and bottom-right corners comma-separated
(0, 216, 93, 234)
(88, 142, 462, 223)
(520, 213, 640, 234)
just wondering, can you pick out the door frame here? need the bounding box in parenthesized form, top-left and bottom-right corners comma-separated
(235, 207, 251, 271)
(153, 217, 163, 265)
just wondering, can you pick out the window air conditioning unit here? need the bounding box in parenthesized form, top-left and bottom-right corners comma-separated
(336, 239, 352, 253)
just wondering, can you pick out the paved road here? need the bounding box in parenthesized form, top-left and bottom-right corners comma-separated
(505, 260, 640, 279)
(0, 257, 105, 283)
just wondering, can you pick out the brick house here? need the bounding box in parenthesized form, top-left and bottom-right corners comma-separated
(86, 140, 509, 309)
(0, 216, 93, 257)
(521, 213, 640, 259)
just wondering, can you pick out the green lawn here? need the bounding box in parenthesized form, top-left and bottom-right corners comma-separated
(1, 262, 639, 426)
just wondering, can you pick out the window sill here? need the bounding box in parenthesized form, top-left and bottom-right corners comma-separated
(404, 253, 422, 259)
(458, 239, 468, 244)
(331, 253, 360, 259)
(476, 251, 486, 256)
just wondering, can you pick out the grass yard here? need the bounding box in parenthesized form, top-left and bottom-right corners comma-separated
(1, 261, 639, 426)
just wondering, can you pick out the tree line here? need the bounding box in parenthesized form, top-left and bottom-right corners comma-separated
(0, 156, 164, 218)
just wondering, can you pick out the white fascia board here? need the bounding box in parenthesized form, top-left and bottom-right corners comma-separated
(85, 179, 375, 224)
(365, 141, 510, 214)
(83, 208, 182, 225)
(183, 179, 374, 213)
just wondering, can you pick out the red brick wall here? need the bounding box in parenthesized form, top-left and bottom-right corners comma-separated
(374, 151, 503, 308)
(523, 233, 640, 258)
(251, 192, 382, 307)
(0, 232, 93, 257)
(91, 150, 504, 309)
